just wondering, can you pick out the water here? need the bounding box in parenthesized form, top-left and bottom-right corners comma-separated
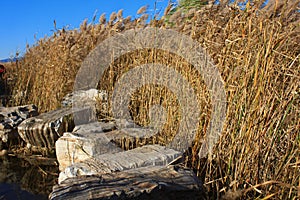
(0, 156, 59, 200)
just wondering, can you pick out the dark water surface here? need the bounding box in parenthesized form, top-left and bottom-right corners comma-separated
(0, 156, 59, 200)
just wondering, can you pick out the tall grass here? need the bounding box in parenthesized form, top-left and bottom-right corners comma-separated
(6, 1, 300, 199)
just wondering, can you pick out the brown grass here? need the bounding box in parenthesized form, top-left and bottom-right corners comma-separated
(5, 1, 300, 199)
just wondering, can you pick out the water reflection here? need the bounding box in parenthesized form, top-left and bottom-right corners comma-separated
(0, 156, 59, 200)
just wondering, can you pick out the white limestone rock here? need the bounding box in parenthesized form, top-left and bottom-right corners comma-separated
(58, 144, 182, 184)
(55, 122, 121, 171)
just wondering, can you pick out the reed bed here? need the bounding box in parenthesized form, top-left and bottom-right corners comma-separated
(5, 1, 300, 199)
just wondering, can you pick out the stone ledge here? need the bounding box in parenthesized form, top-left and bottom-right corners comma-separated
(50, 165, 204, 200)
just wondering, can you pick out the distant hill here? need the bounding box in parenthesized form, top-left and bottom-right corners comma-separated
(0, 57, 22, 63)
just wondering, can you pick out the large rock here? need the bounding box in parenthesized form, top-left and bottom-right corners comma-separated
(0, 105, 38, 147)
(18, 107, 95, 150)
(53, 119, 202, 199)
(61, 89, 108, 118)
(16, 89, 106, 150)
(55, 122, 121, 171)
(61, 89, 107, 108)
(58, 144, 182, 184)
(50, 165, 204, 200)
(55, 121, 161, 171)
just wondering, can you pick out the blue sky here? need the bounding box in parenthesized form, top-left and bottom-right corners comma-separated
(0, 0, 171, 60)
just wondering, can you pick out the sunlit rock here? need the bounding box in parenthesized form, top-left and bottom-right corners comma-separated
(18, 107, 95, 150)
(0, 105, 38, 147)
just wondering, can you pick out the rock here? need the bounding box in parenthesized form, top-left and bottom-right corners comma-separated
(55, 122, 121, 171)
(61, 89, 98, 107)
(0, 105, 38, 146)
(0, 149, 8, 156)
(18, 107, 95, 150)
(56, 121, 163, 172)
(52, 118, 203, 199)
(115, 118, 140, 129)
(61, 89, 108, 117)
(58, 144, 182, 184)
(50, 165, 204, 200)
(62, 88, 110, 123)
(16, 89, 108, 150)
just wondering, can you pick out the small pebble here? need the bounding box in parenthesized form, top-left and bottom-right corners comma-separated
(26, 143, 32, 149)
(0, 149, 8, 156)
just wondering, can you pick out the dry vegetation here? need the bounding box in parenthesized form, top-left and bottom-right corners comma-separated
(4, 0, 300, 199)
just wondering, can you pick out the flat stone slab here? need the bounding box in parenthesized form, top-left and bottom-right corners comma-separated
(50, 165, 204, 200)
(56, 120, 159, 171)
(0, 104, 38, 145)
(18, 107, 95, 149)
(56, 122, 121, 171)
(58, 144, 182, 184)
(52, 119, 202, 199)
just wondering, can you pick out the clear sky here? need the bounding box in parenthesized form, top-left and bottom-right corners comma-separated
(0, 0, 171, 60)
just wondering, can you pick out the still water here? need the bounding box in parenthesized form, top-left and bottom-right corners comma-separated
(0, 156, 59, 200)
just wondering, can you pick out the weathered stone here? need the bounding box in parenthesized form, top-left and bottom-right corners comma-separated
(58, 144, 182, 183)
(56, 122, 121, 171)
(0, 149, 8, 156)
(0, 104, 38, 145)
(18, 107, 95, 149)
(115, 118, 140, 129)
(56, 121, 164, 172)
(50, 165, 204, 200)
(53, 118, 202, 199)
(62, 89, 110, 125)
(61, 89, 108, 118)
(72, 120, 116, 133)
(61, 89, 107, 108)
